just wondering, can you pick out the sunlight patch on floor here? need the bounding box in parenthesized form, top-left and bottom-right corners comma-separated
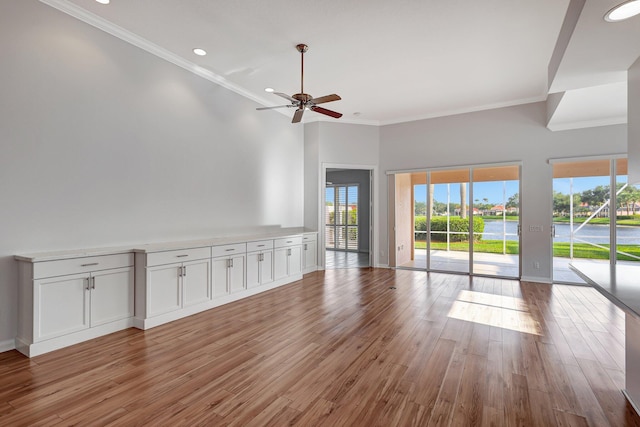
(447, 290, 542, 335)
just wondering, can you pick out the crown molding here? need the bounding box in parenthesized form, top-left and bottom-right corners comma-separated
(39, 0, 284, 115)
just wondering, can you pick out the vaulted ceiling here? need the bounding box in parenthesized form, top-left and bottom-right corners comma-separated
(42, 0, 640, 128)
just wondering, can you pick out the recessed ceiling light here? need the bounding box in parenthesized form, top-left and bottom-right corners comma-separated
(95, 0, 109, 4)
(264, 87, 274, 93)
(605, 0, 640, 22)
(192, 48, 207, 56)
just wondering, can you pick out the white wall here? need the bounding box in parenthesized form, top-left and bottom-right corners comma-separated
(303, 122, 380, 266)
(0, 1, 303, 349)
(303, 121, 380, 232)
(379, 102, 627, 281)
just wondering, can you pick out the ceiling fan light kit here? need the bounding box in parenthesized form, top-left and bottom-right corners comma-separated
(256, 44, 343, 123)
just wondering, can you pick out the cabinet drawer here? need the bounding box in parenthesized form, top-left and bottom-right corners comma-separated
(212, 243, 247, 258)
(146, 247, 211, 267)
(246, 240, 274, 252)
(33, 253, 133, 279)
(274, 236, 302, 248)
(302, 234, 317, 242)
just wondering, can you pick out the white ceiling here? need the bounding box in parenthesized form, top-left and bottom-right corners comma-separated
(42, 0, 640, 127)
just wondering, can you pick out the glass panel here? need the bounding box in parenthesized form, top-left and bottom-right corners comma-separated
(615, 159, 640, 266)
(325, 187, 335, 249)
(552, 159, 611, 283)
(472, 166, 520, 277)
(347, 226, 358, 251)
(336, 226, 346, 250)
(430, 169, 470, 273)
(337, 187, 347, 225)
(413, 173, 427, 270)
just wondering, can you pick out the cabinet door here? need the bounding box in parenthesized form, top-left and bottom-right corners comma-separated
(90, 267, 134, 327)
(274, 248, 289, 281)
(246, 252, 261, 289)
(289, 246, 302, 276)
(212, 257, 230, 298)
(147, 264, 182, 317)
(303, 241, 317, 269)
(260, 250, 274, 285)
(34, 273, 89, 341)
(229, 254, 245, 294)
(183, 258, 211, 307)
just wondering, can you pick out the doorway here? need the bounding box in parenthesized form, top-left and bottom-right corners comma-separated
(324, 168, 372, 269)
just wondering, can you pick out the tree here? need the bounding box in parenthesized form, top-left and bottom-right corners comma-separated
(581, 185, 609, 216)
(414, 201, 427, 216)
(506, 193, 519, 209)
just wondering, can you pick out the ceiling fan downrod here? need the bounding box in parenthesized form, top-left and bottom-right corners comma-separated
(296, 44, 308, 96)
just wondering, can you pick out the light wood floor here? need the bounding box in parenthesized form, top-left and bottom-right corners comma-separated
(2, 269, 640, 426)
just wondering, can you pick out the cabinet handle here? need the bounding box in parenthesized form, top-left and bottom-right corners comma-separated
(304, 244, 308, 250)
(287, 248, 291, 256)
(178, 266, 183, 277)
(225, 249, 235, 252)
(257, 245, 265, 247)
(81, 262, 99, 267)
(229, 258, 234, 268)
(91, 277, 96, 289)
(259, 253, 264, 262)
(176, 254, 189, 258)
(183, 266, 187, 277)
(286, 241, 292, 243)
(86, 278, 91, 290)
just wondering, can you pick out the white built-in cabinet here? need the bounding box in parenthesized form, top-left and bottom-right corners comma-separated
(16, 231, 318, 357)
(246, 240, 274, 289)
(136, 246, 211, 319)
(15, 253, 134, 357)
(274, 236, 303, 281)
(212, 243, 246, 297)
(302, 233, 318, 274)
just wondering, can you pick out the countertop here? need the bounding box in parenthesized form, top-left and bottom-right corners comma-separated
(569, 261, 640, 319)
(15, 228, 317, 262)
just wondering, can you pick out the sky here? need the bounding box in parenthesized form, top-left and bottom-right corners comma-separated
(325, 177, 640, 205)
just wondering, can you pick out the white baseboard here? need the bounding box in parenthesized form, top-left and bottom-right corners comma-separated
(520, 275, 553, 284)
(0, 338, 16, 354)
(376, 264, 390, 269)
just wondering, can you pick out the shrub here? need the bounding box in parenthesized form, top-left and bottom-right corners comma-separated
(428, 216, 484, 242)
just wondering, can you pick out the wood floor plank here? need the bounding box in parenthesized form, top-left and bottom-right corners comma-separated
(0, 268, 638, 426)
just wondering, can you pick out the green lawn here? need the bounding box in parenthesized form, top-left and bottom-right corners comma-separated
(415, 239, 640, 260)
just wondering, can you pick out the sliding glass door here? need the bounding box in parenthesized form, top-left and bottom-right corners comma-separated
(430, 169, 470, 273)
(393, 164, 521, 278)
(472, 166, 520, 277)
(552, 157, 640, 283)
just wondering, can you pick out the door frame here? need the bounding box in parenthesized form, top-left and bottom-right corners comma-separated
(320, 163, 378, 269)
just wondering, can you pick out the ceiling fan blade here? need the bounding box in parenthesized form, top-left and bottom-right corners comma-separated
(310, 106, 342, 119)
(292, 108, 305, 123)
(309, 94, 341, 105)
(274, 92, 298, 103)
(256, 105, 295, 110)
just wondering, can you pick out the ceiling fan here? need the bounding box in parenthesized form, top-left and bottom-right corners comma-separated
(257, 44, 342, 123)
